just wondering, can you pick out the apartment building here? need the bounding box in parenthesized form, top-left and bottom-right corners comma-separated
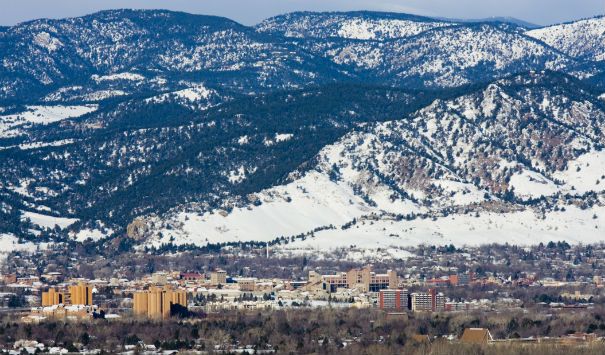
(68, 283, 93, 306)
(411, 292, 432, 311)
(133, 286, 187, 319)
(379, 289, 409, 311)
(41, 288, 64, 306)
(431, 289, 446, 312)
(411, 289, 445, 312)
(210, 270, 227, 286)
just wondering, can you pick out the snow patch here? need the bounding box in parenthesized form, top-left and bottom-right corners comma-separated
(275, 133, 293, 142)
(554, 150, 605, 193)
(0, 234, 37, 265)
(21, 211, 78, 230)
(91, 72, 145, 82)
(0, 105, 97, 138)
(71, 229, 111, 243)
(509, 170, 559, 199)
(33, 32, 62, 52)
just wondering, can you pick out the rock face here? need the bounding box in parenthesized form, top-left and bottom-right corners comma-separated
(126, 219, 149, 240)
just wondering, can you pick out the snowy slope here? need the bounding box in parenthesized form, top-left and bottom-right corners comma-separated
(304, 24, 578, 88)
(0, 234, 38, 265)
(145, 73, 605, 250)
(21, 211, 78, 229)
(0, 105, 97, 138)
(257, 12, 453, 40)
(145, 172, 382, 247)
(288, 203, 605, 250)
(527, 17, 605, 61)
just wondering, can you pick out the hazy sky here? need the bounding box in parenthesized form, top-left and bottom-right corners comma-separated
(1, 0, 603, 27)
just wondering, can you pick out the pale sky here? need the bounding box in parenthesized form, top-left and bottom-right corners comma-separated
(0, 0, 603, 27)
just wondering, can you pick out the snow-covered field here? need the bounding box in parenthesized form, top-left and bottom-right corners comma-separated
(291, 204, 604, 250)
(21, 211, 78, 229)
(91, 72, 145, 82)
(70, 228, 112, 243)
(147, 172, 375, 247)
(148, 194, 604, 253)
(0, 234, 38, 265)
(0, 105, 97, 138)
(145, 84, 216, 107)
(148, 161, 605, 252)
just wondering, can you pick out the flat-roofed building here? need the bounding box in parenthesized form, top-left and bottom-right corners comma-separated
(68, 283, 93, 306)
(210, 269, 227, 286)
(430, 288, 446, 312)
(379, 289, 408, 311)
(411, 292, 432, 312)
(311, 266, 398, 293)
(151, 272, 168, 285)
(237, 278, 257, 292)
(133, 286, 187, 319)
(41, 288, 64, 306)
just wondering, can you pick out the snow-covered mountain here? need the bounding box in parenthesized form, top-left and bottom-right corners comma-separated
(1, 9, 601, 105)
(527, 16, 605, 62)
(0, 9, 346, 104)
(2, 10, 605, 255)
(258, 12, 594, 88)
(300, 23, 581, 88)
(145, 72, 605, 251)
(257, 11, 454, 40)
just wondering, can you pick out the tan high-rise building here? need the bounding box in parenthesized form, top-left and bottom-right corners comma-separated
(41, 288, 65, 306)
(133, 286, 187, 319)
(69, 283, 93, 306)
(210, 270, 227, 285)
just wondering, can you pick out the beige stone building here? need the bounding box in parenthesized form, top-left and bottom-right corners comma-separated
(68, 283, 93, 306)
(308, 266, 397, 293)
(41, 288, 65, 306)
(133, 286, 187, 319)
(210, 269, 227, 285)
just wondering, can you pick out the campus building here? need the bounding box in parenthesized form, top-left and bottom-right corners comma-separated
(133, 286, 187, 319)
(411, 289, 445, 312)
(210, 270, 227, 286)
(41, 288, 64, 306)
(379, 289, 409, 310)
(68, 283, 93, 306)
(309, 266, 397, 293)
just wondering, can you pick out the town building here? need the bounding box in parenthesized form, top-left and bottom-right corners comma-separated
(41, 288, 64, 306)
(430, 288, 446, 312)
(180, 273, 203, 281)
(210, 270, 227, 286)
(445, 301, 470, 312)
(411, 292, 432, 312)
(68, 283, 93, 306)
(151, 272, 168, 285)
(379, 289, 408, 311)
(309, 266, 397, 293)
(237, 278, 257, 292)
(133, 286, 187, 319)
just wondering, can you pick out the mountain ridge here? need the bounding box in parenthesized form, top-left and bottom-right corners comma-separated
(1, 10, 605, 257)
